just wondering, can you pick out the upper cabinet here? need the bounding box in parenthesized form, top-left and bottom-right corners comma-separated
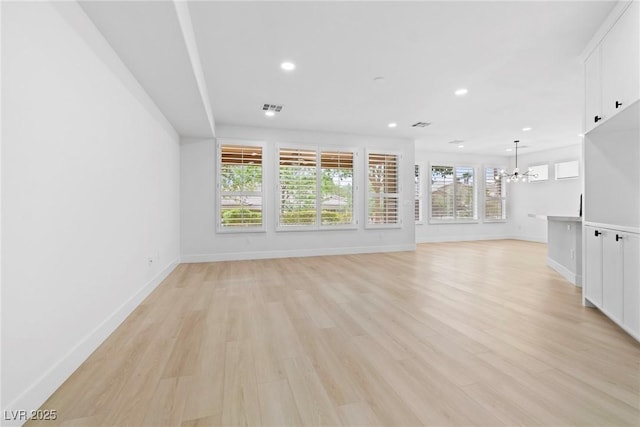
(585, 1, 639, 133)
(584, 49, 602, 133)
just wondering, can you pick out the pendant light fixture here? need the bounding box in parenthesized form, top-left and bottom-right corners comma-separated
(498, 140, 537, 183)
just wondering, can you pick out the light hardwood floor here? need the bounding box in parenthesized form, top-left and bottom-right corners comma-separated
(28, 240, 640, 426)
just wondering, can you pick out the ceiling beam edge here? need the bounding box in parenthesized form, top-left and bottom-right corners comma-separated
(173, 1, 216, 138)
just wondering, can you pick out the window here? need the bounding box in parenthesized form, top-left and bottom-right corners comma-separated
(415, 164, 424, 224)
(320, 151, 354, 225)
(367, 152, 400, 226)
(430, 165, 477, 222)
(218, 142, 264, 231)
(485, 167, 507, 221)
(278, 146, 355, 229)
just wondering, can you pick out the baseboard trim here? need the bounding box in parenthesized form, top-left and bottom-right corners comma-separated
(416, 235, 550, 244)
(181, 244, 416, 263)
(547, 257, 581, 287)
(416, 234, 510, 243)
(512, 235, 547, 243)
(2, 259, 179, 425)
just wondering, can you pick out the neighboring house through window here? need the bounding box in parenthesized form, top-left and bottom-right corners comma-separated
(218, 141, 265, 231)
(367, 151, 401, 227)
(485, 166, 507, 221)
(430, 165, 477, 222)
(278, 146, 355, 229)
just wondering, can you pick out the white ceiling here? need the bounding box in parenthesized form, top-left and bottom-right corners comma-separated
(80, 1, 616, 155)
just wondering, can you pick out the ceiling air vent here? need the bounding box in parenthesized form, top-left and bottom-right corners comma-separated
(447, 139, 465, 144)
(263, 104, 283, 112)
(412, 121, 431, 127)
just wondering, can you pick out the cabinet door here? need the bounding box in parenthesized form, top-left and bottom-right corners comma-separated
(602, 1, 640, 119)
(623, 233, 640, 337)
(602, 231, 624, 323)
(585, 49, 602, 133)
(585, 226, 603, 307)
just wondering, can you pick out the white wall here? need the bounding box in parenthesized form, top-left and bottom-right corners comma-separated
(181, 125, 415, 261)
(510, 144, 583, 242)
(1, 2, 180, 420)
(415, 149, 512, 242)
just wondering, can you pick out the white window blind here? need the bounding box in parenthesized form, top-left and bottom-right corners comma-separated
(279, 148, 318, 226)
(278, 147, 356, 228)
(485, 167, 507, 221)
(455, 166, 476, 220)
(219, 144, 264, 230)
(367, 152, 400, 226)
(430, 166, 454, 220)
(320, 151, 354, 225)
(415, 164, 423, 223)
(430, 165, 477, 222)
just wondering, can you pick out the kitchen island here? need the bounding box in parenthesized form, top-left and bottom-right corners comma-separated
(529, 214, 582, 286)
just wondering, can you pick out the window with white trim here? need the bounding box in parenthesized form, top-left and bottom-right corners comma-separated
(217, 142, 264, 231)
(415, 164, 424, 224)
(430, 165, 477, 222)
(485, 167, 507, 221)
(278, 147, 355, 229)
(367, 152, 400, 226)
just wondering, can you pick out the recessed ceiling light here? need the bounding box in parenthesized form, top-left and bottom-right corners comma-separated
(388, 122, 397, 128)
(280, 61, 296, 71)
(265, 111, 275, 117)
(506, 148, 513, 152)
(454, 88, 468, 96)
(458, 144, 464, 148)
(522, 127, 532, 132)
(578, 133, 584, 137)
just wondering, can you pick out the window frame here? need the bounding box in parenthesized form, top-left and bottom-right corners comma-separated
(428, 163, 478, 224)
(216, 139, 266, 233)
(415, 163, 425, 225)
(484, 165, 508, 222)
(276, 143, 358, 232)
(365, 149, 403, 229)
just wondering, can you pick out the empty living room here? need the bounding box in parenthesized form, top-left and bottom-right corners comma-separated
(2, 1, 639, 426)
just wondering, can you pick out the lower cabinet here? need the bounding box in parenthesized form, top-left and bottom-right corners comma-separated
(584, 225, 640, 340)
(623, 232, 640, 336)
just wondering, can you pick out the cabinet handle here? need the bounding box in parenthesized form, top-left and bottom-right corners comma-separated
(595, 230, 601, 237)
(594, 115, 602, 123)
(616, 234, 623, 242)
(615, 101, 623, 109)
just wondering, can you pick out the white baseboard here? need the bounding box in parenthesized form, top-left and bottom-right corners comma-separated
(416, 234, 510, 243)
(416, 235, 550, 244)
(513, 234, 547, 243)
(2, 259, 179, 426)
(547, 257, 581, 287)
(180, 244, 416, 263)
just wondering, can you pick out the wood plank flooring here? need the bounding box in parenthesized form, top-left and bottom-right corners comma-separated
(28, 240, 640, 426)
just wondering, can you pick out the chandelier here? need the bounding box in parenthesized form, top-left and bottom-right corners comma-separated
(498, 140, 537, 183)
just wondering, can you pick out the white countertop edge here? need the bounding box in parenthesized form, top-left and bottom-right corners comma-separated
(528, 214, 582, 222)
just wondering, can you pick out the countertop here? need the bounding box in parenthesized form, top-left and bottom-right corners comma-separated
(528, 214, 582, 222)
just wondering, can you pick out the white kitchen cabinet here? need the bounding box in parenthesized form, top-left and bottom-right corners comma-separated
(602, 1, 640, 120)
(622, 232, 640, 337)
(602, 230, 623, 323)
(584, 1, 639, 132)
(584, 49, 602, 133)
(583, 1, 640, 342)
(585, 226, 603, 307)
(584, 226, 640, 340)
